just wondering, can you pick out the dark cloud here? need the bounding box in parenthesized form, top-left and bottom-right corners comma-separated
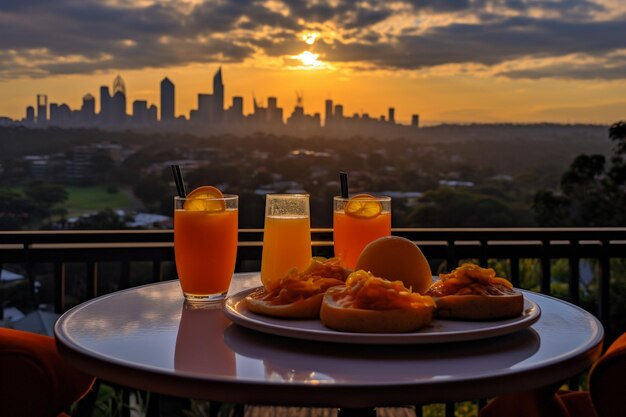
(409, 0, 472, 13)
(0, 0, 625, 80)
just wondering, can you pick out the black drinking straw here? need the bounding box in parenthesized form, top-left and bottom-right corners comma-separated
(171, 165, 187, 197)
(339, 171, 349, 198)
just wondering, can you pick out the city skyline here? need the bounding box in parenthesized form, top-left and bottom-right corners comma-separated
(1, 1, 626, 124)
(16, 68, 419, 138)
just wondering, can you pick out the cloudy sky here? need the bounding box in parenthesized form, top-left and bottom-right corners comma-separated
(1, 0, 626, 124)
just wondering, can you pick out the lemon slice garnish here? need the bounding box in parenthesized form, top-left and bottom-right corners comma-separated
(344, 194, 382, 219)
(183, 186, 226, 211)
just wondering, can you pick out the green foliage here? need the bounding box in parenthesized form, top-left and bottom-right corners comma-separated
(132, 176, 171, 214)
(0, 188, 43, 229)
(64, 185, 134, 216)
(70, 208, 135, 229)
(88, 384, 149, 417)
(533, 121, 626, 226)
(422, 402, 478, 417)
(409, 187, 533, 227)
(184, 401, 243, 417)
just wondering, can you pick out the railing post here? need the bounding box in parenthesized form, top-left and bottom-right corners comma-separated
(541, 239, 551, 295)
(86, 262, 97, 300)
(153, 261, 162, 282)
(568, 241, 580, 305)
(120, 261, 131, 290)
(599, 240, 611, 336)
(479, 240, 488, 268)
(24, 242, 39, 310)
(510, 257, 520, 288)
(446, 240, 456, 272)
(53, 262, 65, 314)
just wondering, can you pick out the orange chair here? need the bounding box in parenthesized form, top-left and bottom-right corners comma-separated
(480, 332, 626, 417)
(0, 328, 95, 417)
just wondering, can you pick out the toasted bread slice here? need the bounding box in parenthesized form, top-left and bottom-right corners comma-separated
(245, 289, 326, 319)
(433, 292, 524, 320)
(320, 285, 434, 333)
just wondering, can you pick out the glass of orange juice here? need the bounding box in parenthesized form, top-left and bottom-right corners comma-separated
(261, 194, 312, 288)
(333, 195, 391, 269)
(174, 192, 238, 302)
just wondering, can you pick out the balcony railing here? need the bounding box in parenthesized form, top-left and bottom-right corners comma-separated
(2, 227, 626, 335)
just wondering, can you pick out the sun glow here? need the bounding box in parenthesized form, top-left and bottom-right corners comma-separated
(302, 32, 318, 45)
(292, 51, 324, 68)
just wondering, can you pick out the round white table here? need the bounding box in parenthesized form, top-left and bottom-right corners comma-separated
(55, 273, 603, 409)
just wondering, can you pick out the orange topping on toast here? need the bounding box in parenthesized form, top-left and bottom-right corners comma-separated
(426, 263, 515, 297)
(257, 257, 349, 305)
(334, 270, 435, 311)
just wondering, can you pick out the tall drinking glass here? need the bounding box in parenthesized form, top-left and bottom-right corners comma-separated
(261, 194, 312, 288)
(174, 194, 238, 301)
(333, 195, 391, 269)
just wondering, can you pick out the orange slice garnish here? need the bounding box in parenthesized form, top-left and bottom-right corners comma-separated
(344, 194, 382, 219)
(183, 186, 225, 211)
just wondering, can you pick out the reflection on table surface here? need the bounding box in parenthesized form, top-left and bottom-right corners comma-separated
(56, 274, 602, 389)
(224, 325, 540, 384)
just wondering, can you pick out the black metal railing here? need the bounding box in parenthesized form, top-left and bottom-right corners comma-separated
(2, 227, 626, 331)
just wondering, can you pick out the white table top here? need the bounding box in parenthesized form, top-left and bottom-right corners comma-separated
(55, 273, 604, 408)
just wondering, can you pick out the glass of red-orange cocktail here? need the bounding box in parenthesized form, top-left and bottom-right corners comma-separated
(333, 195, 391, 269)
(174, 190, 238, 302)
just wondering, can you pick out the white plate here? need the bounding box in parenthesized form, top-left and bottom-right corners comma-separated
(223, 287, 541, 344)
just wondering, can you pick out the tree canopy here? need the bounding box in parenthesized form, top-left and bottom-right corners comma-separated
(533, 121, 626, 226)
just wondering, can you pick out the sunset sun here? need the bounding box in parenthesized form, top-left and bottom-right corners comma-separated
(292, 51, 326, 69)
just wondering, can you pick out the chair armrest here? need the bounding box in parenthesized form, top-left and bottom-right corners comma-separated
(589, 332, 626, 417)
(0, 328, 95, 417)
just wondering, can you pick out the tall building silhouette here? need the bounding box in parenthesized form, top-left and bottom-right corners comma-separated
(212, 67, 224, 124)
(25, 106, 35, 125)
(111, 75, 127, 125)
(133, 100, 148, 124)
(99, 86, 111, 124)
(160, 77, 175, 122)
(267, 97, 283, 124)
(232, 96, 243, 117)
(197, 94, 213, 123)
(325, 99, 333, 126)
(36, 94, 47, 124)
(388, 107, 395, 123)
(334, 104, 344, 118)
(81, 94, 96, 124)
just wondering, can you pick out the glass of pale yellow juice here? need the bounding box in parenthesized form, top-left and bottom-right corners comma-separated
(261, 194, 312, 287)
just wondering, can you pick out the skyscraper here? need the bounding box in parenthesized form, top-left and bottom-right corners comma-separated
(334, 104, 344, 119)
(388, 107, 395, 124)
(100, 85, 111, 124)
(212, 67, 224, 124)
(198, 94, 213, 122)
(232, 96, 243, 117)
(111, 75, 127, 125)
(25, 106, 35, 125)
(160, 77, 175, 122)
(325, 99, 333, 126)
(132, 100, 148, 124)
(36, 94, 47, 124)
(81, 94, 96, 124)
